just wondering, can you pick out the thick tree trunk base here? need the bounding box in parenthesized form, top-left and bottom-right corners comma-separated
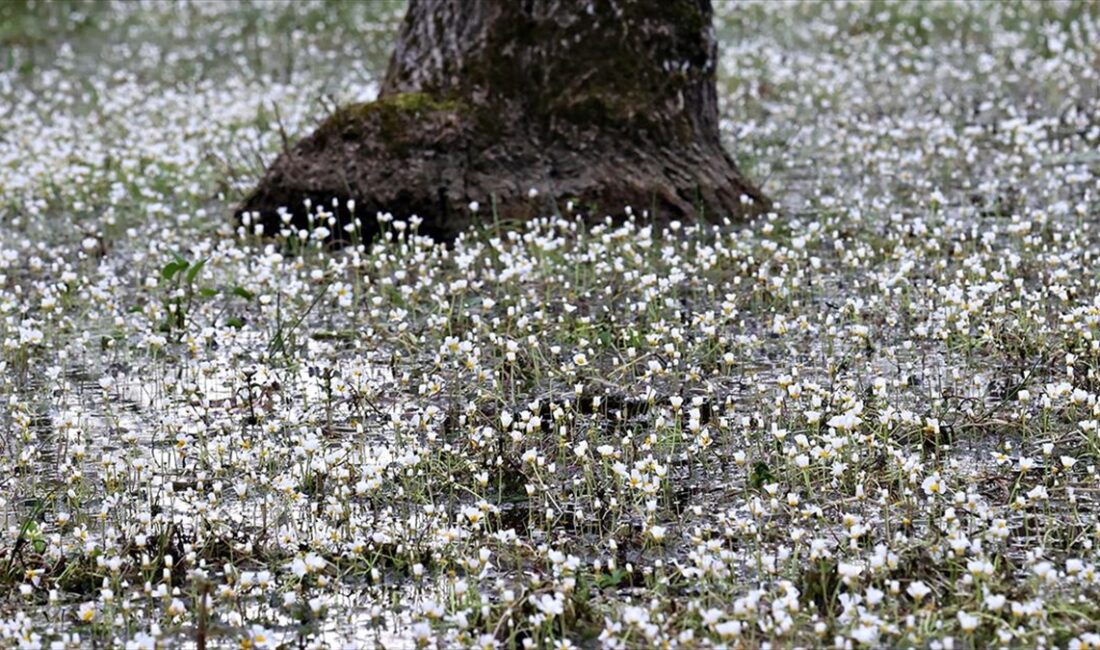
(237, 92, 770, 243)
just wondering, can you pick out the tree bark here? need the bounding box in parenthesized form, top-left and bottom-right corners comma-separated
(238, 0, 769, 242)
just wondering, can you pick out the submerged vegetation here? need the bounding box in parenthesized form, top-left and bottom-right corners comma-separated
(1, 0, 1100, 648)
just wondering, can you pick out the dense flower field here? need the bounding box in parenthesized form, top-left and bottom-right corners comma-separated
(1, 1, 1099, 648)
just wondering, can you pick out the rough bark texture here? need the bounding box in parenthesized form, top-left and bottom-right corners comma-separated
(238, 0, 769, 242)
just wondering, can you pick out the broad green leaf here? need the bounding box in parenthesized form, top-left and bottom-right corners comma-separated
(185, 258, 207, 284)
(161, 260, 188, 281)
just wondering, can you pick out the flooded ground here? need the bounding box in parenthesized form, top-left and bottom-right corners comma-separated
(2, 0, 1100, 648)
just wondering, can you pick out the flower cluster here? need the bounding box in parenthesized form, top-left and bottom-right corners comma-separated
(1, 0, 1099, 648)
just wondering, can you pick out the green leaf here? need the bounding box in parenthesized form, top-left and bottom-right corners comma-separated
(199, 288, 219, 298)
(750, 461, 774, 491)
(598, 328, 612, 348)
(226, 317, 244, 329)
(574, 576, 592, 604)
(161, 259, 188, 281)
(185, 258, 207, 284)
(231, 286, 255, 301)
(596, 569, 628, 589)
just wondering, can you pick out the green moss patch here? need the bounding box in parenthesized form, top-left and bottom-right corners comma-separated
(319, 92, 468, 145)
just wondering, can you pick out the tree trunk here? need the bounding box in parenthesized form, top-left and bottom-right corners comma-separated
(238, 0, 769, 242)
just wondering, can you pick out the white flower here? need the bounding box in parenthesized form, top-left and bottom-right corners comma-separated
(249, 625, 272, 648)
(701, 608, 723, 626)
(984, 593, 1006, 611)
(958, 611, 979, 633)
(412, 621, 432, 643)
(827, 411, 861, 431)
(837, 561, 862, 583)
(921, 473, 945, 496)
(77, 601, 96, 623)
(622, 605, 649, 626)
(1033, 561, 1055, 581)
(534, 593, 564, 617)
(851, 625, 879, 646)
(305, 552, 326, 572)
(906, 580, 931, 602)
(714, 620, 742, 639)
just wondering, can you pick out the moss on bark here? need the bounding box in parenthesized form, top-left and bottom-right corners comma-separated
(319, 92, 467, 147)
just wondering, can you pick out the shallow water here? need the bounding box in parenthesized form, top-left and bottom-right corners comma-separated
(2, 1, 1100, 648)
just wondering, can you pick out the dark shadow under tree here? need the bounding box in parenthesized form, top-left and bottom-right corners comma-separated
(238, 0, 770, 242)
